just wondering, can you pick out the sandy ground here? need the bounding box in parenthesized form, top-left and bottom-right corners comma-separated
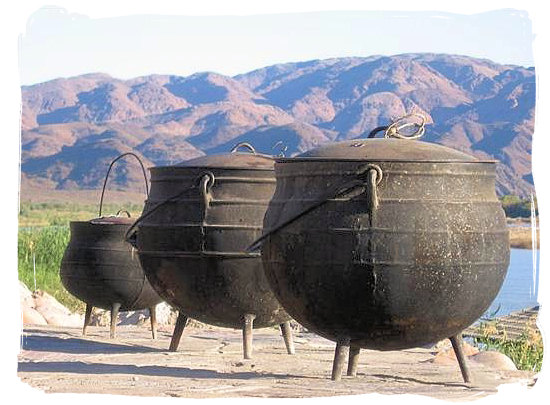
(17, 323, 537, 401)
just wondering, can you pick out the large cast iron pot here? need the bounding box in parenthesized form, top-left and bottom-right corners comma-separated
(256, 124, 509, 381)
(130, 143, 294, 358)
(60, 153, 162, 338)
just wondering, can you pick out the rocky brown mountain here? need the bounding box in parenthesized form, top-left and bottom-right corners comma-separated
(20, 54, 536, 196)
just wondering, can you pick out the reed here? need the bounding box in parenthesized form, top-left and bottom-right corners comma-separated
(18, 226, 84, 312)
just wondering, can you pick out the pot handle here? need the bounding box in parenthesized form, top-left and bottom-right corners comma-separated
(272, 141, 288, 157)
(200, 172, 215, 214)
(230, 142, 257, 154)
(367, 112, 426, 139)
(247, 164, 383, 252)
(98, 152, 149, 218)
(116, 210, 131, 218)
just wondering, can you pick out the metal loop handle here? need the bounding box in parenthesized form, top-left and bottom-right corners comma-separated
(357, 164, 383, 185)
(98, 152, 149, 218)
(230, 142, 257, 154)
(384, 113, 426, 139)
(272, 141, 288, 157)
(367, 113, 427, 140)
(199, 172, 215, 211)
(116, 210, 131, 218)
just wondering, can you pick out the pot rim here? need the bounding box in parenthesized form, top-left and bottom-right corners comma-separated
(274, 157, 498, 164)
(150, 165, 274, 171)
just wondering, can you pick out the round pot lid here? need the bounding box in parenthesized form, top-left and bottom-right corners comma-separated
(171, 142, 274, 170)
(278, 138, 489, 163)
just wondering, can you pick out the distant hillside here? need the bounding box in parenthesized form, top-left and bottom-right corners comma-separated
(20, 54, 535, 197)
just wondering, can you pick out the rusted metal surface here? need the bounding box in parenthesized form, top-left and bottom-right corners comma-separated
(259, 136, 509, 380)
(133, 144, 292, 356)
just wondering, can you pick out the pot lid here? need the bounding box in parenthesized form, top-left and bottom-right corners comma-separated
(279, 139, 488, 163)
(89, 215, 135, 225)
(172, 142, 274, 170)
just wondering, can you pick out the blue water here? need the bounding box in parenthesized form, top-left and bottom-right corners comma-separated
(485, 248, 539, 318)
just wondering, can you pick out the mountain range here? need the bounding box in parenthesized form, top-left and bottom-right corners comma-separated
(20, 53, 536, 197)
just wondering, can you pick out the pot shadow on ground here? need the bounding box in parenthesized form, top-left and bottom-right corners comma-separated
(20, 335, 163, 355)
(370, 373, 473, 389)
(18, 361, 313, 380)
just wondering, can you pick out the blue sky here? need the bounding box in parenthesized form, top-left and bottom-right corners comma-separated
(20, 7, 534, 85)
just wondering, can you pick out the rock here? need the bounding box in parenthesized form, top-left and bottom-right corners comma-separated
(90, 308, 110, 326)
(118, 309, 148, 326)
(155, 302, 178, 325)
(22, 306, 48, 326)
(469, 351, 517, 371)
(118, 302, 177, 326)
(42, 312, 84, 328)
(87, 302, 177, 327)
(429, 342, 479, 365)
(32, 290, 84, 327)
(33, 290, 71, 314)
(20, 282, 35, 309)
(20, 283, 47, 325)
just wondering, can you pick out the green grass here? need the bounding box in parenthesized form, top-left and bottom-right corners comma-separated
(18, 202, 146, 314)
(18, 226, 85, 313)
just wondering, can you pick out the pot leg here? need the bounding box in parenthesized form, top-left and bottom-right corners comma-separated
(280, 321, 295, 355)
(450, 333, 472, 383)
(82, 303, 93, 336)
(169, 312, 189, 352)
(242, 313, 256, 359)
(110, 302, 121, 339)
(347, 345, 361, 377)
(331, 337, 351, 381)
(149, 306, 157, 340)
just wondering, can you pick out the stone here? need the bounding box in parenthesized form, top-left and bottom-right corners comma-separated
(118, 302, 177, 326)
(20, 282, 35, 309)
(469, 351, 518, 371)
(32, 290, 84, 327)
(21, 306, 48, 326)
(429, 341, 479, 365)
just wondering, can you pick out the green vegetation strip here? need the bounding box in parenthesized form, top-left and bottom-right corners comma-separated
(500, 195, 537, 218)
(19, 201, 144, 227)
(18, 201, 144, 313)
(472, 321, 543, 372)
(18, 226, 84, 313)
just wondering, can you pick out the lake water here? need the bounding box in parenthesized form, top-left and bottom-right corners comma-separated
(485, 248, 539, 318)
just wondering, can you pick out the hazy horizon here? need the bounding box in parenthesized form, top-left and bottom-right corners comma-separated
(21, 52, 536, 87)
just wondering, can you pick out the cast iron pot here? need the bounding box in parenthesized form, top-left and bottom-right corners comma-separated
(255, 123, 509, 381)
(129, 143, 294, 358)
(60, 153, 162, 338)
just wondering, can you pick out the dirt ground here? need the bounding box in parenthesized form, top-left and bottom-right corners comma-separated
(18, 323, 536, 401)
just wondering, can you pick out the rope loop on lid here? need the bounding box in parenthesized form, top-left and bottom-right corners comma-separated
(384, 112, 426, 140)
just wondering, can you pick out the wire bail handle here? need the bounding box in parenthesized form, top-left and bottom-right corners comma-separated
(230, 142, 257, 154)
(247, 163, 383, 252)
(98, 152, 149, 218)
